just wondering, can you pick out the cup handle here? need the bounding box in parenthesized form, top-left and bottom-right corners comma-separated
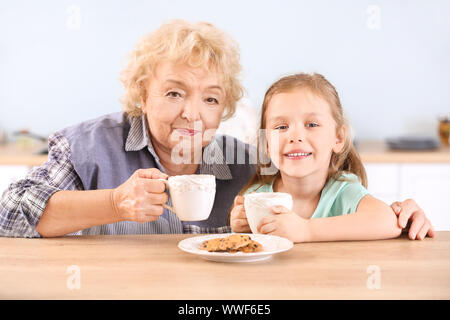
(156, 178, 176, 214)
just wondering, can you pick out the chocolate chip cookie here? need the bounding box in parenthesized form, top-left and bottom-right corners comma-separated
(237, 240, 263, 253)
(200, 234, 262, 253)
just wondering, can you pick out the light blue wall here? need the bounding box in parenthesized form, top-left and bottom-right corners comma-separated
(1, 0, 449, 139)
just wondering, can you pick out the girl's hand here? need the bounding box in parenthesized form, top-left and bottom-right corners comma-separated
(391, 199, 435, 240)
(230, 196, 251, 233)
(257, 206, 311, 243)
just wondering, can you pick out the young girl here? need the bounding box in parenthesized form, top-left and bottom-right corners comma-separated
(229, 73, 402, 243)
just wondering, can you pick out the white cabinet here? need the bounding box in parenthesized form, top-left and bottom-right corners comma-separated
(365, 163, 450, 231)
(365, 163, 401, 206)
(0, 166, 30, 196)
(400, 164, 450, 231)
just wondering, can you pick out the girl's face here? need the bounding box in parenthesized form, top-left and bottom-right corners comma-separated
(265, 88, 345, 180)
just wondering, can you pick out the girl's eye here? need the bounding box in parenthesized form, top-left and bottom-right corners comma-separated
(275, 125, 288, 130)
(166, 91, 182, 98)
(306, 123, 319, 128)
(205, 97, 219, 104)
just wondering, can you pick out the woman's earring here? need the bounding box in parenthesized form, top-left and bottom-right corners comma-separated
(136, 102, 142, 109)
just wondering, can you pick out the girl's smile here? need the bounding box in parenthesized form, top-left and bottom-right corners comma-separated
(283, 149, 313, 160)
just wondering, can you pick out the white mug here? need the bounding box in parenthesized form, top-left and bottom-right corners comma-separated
(158, 174, 216, 221)
(244, 192, 293, 234)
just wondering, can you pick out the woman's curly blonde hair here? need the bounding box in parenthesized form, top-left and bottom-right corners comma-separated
(119, 19, 244, 120)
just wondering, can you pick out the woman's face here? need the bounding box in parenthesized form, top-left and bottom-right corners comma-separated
(141, 61, 226, 161)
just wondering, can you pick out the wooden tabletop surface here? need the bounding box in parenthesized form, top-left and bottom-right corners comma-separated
(1, 232, 449, 300)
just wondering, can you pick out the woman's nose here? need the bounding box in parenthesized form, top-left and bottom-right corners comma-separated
(181, 99, 200, 122)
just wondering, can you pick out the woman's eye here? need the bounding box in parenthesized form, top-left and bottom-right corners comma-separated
(205, 97, 219, 104)
(275, 125, 288, 130)
(306, 123, 319, 128)
(166, 91, 182, 98)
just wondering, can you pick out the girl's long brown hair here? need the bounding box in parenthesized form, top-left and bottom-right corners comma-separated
(240, 73, 367, 196)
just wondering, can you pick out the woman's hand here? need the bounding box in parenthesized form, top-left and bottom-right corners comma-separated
(257, 206, 311, 243)
(111, 168, 169, 223)
(391, 199, 435, 240)
(229, 196, 251, 233)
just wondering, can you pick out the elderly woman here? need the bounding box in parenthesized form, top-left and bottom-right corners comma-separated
(0, 20, 433, 239)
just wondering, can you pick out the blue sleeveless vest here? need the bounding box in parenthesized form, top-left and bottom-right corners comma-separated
(60, 112, 256, 234)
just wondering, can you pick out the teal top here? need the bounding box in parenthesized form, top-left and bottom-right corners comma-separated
(243, 173, 370, 218)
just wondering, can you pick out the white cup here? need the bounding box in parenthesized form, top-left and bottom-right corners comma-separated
(244, 192, 293, 234)
(159, 174, 216, 221)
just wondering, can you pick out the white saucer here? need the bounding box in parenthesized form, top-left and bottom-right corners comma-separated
(178, 233, 293, 263)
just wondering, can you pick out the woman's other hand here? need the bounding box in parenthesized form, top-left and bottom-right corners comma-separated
(391, 199, 435, 240)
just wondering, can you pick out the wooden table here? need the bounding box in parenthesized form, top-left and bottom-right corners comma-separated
(1, 232, 449, 300)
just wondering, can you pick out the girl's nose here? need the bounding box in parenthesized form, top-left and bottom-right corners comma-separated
(289, 125, 304, 143)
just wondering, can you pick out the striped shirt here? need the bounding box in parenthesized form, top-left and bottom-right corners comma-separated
(0, 113, 256, 237)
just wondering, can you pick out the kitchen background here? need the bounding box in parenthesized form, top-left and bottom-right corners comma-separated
(1, 0, 449, 230)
